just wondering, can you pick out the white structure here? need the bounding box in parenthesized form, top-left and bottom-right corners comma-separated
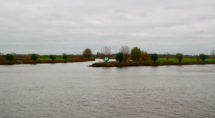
(0, 51, 3, 55)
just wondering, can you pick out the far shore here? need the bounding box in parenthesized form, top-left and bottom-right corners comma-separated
(91, 61, 215, 67)
(0, 57, 95, 65)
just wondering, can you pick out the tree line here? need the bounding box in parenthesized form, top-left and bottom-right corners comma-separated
(1, 47, 211, 63)
(114, 46, 209, 63)
(3, 48, 93, 62)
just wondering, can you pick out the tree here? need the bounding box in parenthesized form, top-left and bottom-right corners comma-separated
(124, 53, 129, 61)
(165, 52, 170, 62)
(150, 54, 158, 62)
(49, 55, 56, 61)
(211, 50, 215, 58)
(120, 46, 129, 54)
(196, 55, 200, 62)
(131, 47, 141, 61)
(31, 54, 39, 61)
(115, 53, 124, 62)
(200, 54, 207, 61)
(62, 53, 68, 60)
(101, 46, 111, 56)
(83, 48, 92, 58)
(5, 54, 14, 61)
(140, 51, 150, 62)
(176, 53, 183, 63)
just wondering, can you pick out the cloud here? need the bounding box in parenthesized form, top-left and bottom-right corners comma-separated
(0, 0, 215, 54)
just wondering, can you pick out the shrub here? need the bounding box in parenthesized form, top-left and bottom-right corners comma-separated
(5, 54, 14, 61)
(140, 51, 150, 62)
(83, 48, 92, 58)
(150, 54, 158, 62)
(176, 53, 184, 63)
(124, 53, 129, 61)
(49, 55, 56, 61)
(196, 56, 200, 62)
(115, 53, 124, 62)
(31, 54, 39, 61)
(62, 53, 68, 60)
(200, 54, 207, 61)
(131, 47, 141, 61)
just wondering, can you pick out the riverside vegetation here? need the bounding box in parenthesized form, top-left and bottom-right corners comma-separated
(0, 48, 94, 65)
(1, 47, 215, 66)
(91, 46, 215, 67)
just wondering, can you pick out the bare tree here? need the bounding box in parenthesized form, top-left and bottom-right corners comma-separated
(120, 45, 130, 54)
(101, 46, 111, 55)
(165, 52, 170, 62)
(211, 49, 215, 58)
(0, 51, 3, 55)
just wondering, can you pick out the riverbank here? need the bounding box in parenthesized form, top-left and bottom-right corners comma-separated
(0, 57, 95, 65)
(91, 61, 215, 67)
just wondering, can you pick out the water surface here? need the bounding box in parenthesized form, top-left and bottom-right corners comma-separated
(0, 60, 215, 118)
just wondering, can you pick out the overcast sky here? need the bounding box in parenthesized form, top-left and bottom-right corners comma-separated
(0, 0, 215, 55)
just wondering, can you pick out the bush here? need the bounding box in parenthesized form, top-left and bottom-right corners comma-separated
(124, 53, 129, 61)
(31, 54, 39, 61)
(5, 54, 14, 61)
(62, 53, 68, 60)
(140, 51, 150, 62)
(115, 53, 124, 62)
(83, 48, 92, 58)
(200, 54, 207, 61)
(49, 55, 56, 61)
(150, 54, 158, 62)
(131, 47, 141, 61)
(196, 56, 200, 62)
(176, 53, 184, 63)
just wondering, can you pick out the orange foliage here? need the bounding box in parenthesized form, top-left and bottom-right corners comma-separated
(140, 51, 150, 62)
(124, 54, 129, 61)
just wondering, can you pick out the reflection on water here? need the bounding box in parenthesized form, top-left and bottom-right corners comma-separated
(0, 59, 215, 118)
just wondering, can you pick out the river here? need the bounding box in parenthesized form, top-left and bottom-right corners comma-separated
(0, 59, 215, 118)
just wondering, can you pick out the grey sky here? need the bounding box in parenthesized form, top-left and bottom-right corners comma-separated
(0, 0, 215, 54)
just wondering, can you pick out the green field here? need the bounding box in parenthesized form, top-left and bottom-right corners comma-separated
(38, 58, 65, 61)
(157, 58, 215, 63)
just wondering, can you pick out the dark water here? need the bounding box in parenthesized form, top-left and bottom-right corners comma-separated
(0, 59, 215, 118)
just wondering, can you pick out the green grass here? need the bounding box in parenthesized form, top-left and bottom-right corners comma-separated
(157, 58, 215, 63)
(38, 58, 65, 61)
(205, 58, 215, 62)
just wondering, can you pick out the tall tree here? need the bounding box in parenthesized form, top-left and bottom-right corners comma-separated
(101, 46, 111, 56)
(131, 47, 141, 61)
(120, 46, 130, 54)
(83, 48, 92, 58)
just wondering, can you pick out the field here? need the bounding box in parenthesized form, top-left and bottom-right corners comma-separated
(157, 58, 215, 63)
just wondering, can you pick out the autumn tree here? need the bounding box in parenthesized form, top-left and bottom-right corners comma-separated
(140, 51, 150, 62)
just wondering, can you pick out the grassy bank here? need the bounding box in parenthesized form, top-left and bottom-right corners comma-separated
(0, 57, 95, 65)
(91, 58, 215, 67)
